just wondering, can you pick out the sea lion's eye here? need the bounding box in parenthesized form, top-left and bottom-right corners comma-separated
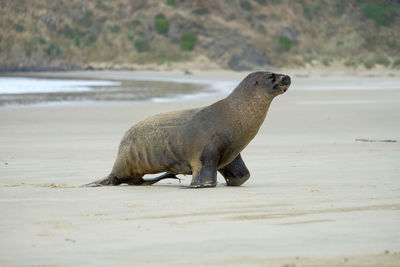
(254, 80, 259, 86)
(270, 74, 276, 83)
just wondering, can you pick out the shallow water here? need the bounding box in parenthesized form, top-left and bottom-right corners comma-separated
(0, 77, 120, 94)
(0, 77, 205, 107)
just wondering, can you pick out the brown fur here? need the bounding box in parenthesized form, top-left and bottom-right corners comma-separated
(85, 71, 291, 188)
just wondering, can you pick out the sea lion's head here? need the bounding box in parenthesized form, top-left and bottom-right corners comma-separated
(231, 71, 291, 101)
(251, 72, 291, 99)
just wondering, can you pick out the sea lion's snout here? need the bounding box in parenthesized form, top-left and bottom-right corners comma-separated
(281, 75, 291, 86)
(279, 75, 291, 94)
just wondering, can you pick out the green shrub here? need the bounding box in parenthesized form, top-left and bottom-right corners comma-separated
(255, 0, 267, 5)
(278, 36, 293, 52)
(334, 0, 349, 17)
(61, 26, 87, 47)
(46, 43, 61, 56)
(166, 0, 176, 6)
(392, 59, 400, 69)
(137, 31, 146, 38)
(180, 32, 197, 51)
(374, 55, 390, 66)
(62, 26, 74, 39)
(257, 24, 267, 34)
(336, 40, 344, 46)
(155, 14, 169, 33)
(322, 58, 332, 66)
(131, 19, 141, 27)
(15, 24, 24, 32)
(362, 3, 393, 26)
(80, 11, 94, 27)
(304, 53, 318, 64)
(344, 59, 357, 68)
(363, 59, 375, 69)
(39, 38, 46, 44)
(303, 6, 313, 21)
(87, 35, 97, 45)
(134, 39, 149, 53)
(74, 38, 81, 47)
(240, 0, 252, 11)
(128, 31, 145, 40)
(109, 25, 120, 34)
(192, 8, 210, 15)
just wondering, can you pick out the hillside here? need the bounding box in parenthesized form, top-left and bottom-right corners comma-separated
(0, 0, 399, 71)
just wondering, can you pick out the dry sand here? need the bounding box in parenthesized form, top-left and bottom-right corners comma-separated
(0, 71, 400, 266)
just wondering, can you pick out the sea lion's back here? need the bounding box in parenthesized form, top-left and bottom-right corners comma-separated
(113, 108, 200, 174)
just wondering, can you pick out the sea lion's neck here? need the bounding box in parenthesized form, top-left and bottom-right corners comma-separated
(223, 89, 272, 143)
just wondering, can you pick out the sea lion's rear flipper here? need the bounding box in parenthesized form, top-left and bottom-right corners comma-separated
(81, 174, 123, 187)
(218, 154, 250, 186)
(137, 172, 181, 186)
(81, 176, 112, 187)
(83, 173, 180, 187)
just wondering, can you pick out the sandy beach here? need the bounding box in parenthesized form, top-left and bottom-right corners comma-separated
(0, 71, 400, 266)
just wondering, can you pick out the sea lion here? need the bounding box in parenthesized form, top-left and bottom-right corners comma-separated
(85, 71, 291, 188)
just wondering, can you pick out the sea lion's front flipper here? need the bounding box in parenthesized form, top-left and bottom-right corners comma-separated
(219, 154, 250, 186)
(189, 165, 217, 188)
(189, 137, 228, 188)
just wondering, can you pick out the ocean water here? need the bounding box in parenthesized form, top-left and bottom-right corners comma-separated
(0, 77, 120, 94)
(0, 76, 205, 107)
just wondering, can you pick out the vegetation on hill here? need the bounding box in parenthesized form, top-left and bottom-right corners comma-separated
(0, 0, 399, 71)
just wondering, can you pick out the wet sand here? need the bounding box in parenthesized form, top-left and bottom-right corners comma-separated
(0, 72, 400, 266)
